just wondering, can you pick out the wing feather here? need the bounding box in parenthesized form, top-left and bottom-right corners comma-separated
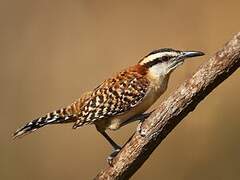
(73, 69, 150, 128)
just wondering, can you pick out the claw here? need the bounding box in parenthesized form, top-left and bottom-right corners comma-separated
(107, 148, 121, 166)
(137, 120, 147, 137)
(137, 109, 155, 137)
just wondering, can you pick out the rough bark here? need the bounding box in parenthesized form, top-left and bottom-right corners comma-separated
(94, 32, 240, 180)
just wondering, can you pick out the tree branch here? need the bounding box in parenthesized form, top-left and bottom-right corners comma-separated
(94, 32, 240, 180)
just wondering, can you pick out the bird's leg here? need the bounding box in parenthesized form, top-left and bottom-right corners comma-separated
(117, 110, 155, 137)
(119, 111, 153, 128)
(95, 110, 155, 165)
(99, 130, 121, 150)
(96, 128, 121, 166)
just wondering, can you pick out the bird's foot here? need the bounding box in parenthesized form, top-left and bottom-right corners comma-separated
(107, 147, 121, 166)
(137, 120, 147, 137)
(137, 110, 155, 137)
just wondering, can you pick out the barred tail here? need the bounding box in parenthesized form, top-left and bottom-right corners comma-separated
(13, 108, 74, 139)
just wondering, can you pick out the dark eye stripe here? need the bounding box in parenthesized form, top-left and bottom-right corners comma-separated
(144, 56, 171, 68)
(144, 59, 160, 67)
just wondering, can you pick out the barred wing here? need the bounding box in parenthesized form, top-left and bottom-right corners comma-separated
(73, 69, 150, 128)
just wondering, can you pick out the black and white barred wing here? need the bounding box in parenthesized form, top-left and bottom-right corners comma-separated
(73, 70, 150, 128)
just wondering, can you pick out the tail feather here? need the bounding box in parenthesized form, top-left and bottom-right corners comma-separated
(13, 109, 74, 139)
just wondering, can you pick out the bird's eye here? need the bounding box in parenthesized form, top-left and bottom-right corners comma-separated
(161, 56, 170, 62)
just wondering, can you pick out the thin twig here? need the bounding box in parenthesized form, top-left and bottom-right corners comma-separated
(94, 32, 240, 180)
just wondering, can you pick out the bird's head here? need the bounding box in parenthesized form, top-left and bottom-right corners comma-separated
(139, 48, 204, 76)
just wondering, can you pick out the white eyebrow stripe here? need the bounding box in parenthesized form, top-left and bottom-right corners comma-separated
(139, 52, 178, 65)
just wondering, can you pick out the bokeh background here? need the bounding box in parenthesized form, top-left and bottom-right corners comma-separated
(1, 0, 240, 179)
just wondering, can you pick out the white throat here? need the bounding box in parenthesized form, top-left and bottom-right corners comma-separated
(148, 63, 169, 78)
(147, 63, 170, 96)
(147, 60, 184, 81)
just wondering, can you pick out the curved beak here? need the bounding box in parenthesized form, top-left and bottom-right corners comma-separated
(182, 51, 205, 58)
(168, 50, 204, 70)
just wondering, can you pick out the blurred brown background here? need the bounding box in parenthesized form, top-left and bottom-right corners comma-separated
(1, 0, 240, 179)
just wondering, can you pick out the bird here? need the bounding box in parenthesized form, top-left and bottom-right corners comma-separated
(13, 48, 204, 164)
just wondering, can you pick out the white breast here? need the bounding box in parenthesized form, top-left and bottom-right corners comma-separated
(107, 73, 170, 131)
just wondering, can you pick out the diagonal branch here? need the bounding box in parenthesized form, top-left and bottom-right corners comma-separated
(94, 32, 240, 180)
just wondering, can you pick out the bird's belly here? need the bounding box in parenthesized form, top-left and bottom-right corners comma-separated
(107, 87, 163, 130)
